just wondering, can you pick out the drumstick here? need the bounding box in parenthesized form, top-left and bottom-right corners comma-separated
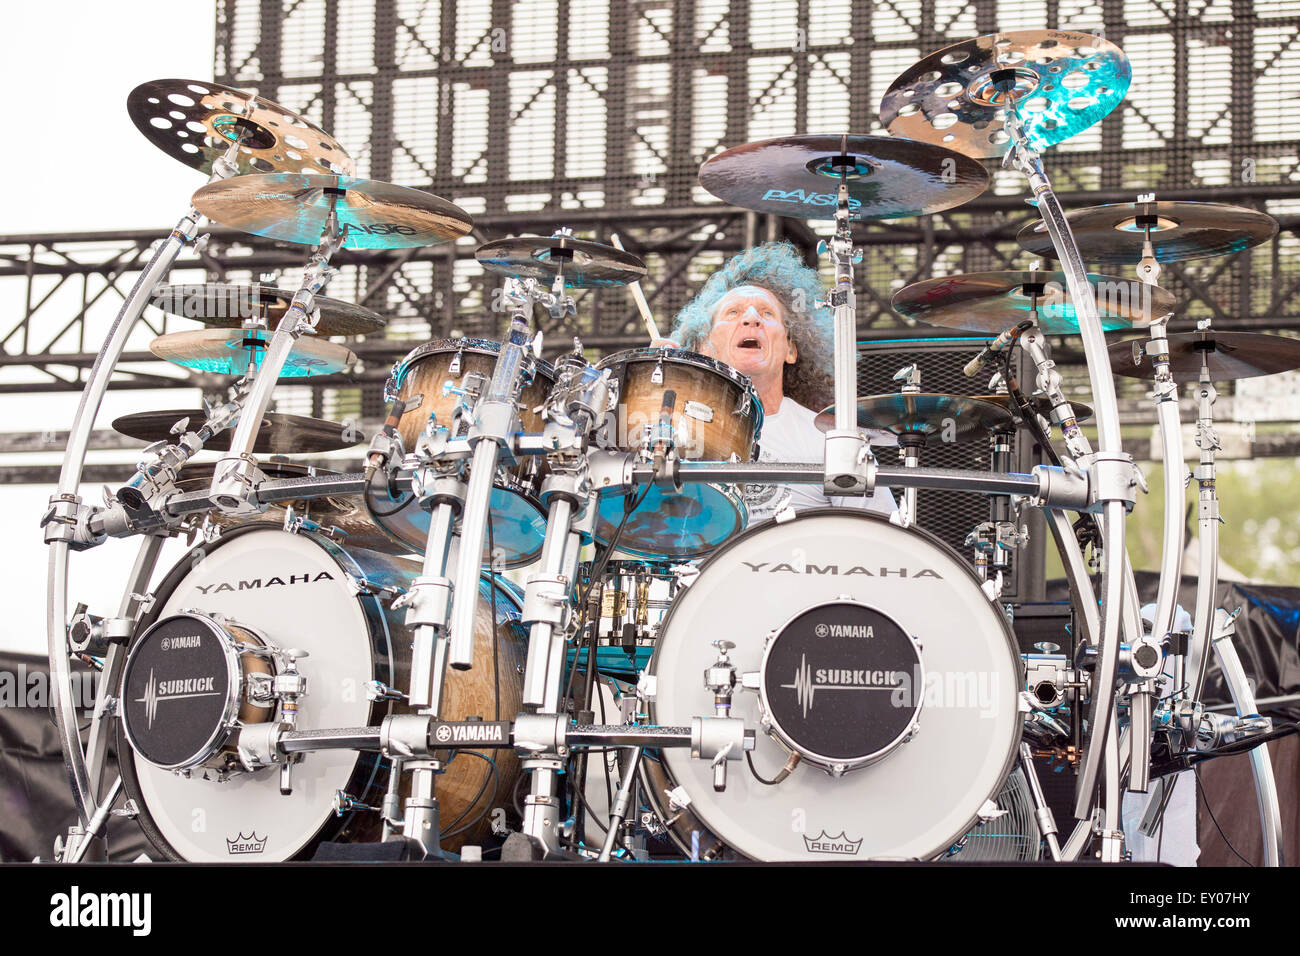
(610, 233, 662, 342)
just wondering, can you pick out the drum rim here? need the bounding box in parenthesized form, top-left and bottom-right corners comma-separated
(592, 481, 748, 559)
(644, 506, 1022, 861)
(117, 524, 400, 862)
(119, 611, 247, 772)
(362, 469, 549, 569)
(388, 336, 558, 395)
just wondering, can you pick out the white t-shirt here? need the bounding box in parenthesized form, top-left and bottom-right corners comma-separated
(743, 397, 898, 523)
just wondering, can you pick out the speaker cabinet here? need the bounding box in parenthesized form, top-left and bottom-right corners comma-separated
(856, 336, 1047, 602)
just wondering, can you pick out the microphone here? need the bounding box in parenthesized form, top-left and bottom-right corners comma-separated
(963, 322, 1029, 378)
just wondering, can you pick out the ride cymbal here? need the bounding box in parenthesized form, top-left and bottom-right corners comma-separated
(815, 393, 1015, 439)
(697, 134, 989, 220)
(150, 329, 356, 378)
(191, 174, 473, 249)
(113, 410, 360, 454)
(893, 271, 1174, 334)
(1017, 201, 1278, 264)
(128, 78, 354, 176)
(150, 283, 386, 336)
(880, 30, 1130, 159)
(476, 234, 648, 288)
(1109, 331, 1300, 382)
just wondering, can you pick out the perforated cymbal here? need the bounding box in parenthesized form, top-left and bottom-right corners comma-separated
(815, 393, 1015, 439)
(893, 271, 1174, 334)
(1109, 331, 1300, 382)
(476, 234, 648, 287)
(149, 283, 385, 336)
(150, 329, 356, 378)
(1016, 201, 1279, 264)
(191, 174, 473, 249)
(697, 134, 989, 220)
(880, 30, 1131, 158)
(113, 410, 359, 454)
(128, 78, 354, 176)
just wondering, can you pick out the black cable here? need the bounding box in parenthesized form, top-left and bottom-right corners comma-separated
(745, 751, 783, 786)
(364, 467, 418, 518)
(1194, 766, 1254, 867)
(440, 750, 499, 838)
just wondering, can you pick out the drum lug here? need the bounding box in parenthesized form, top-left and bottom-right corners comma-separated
(348, 576, 408, 602)
(665, 785, 692, 814)
(635, 672, 657, 702)
(651, 358, 664, 385)
(740, 671, 761, 692)
(975, 798, 1009, 825)
(112, 799, 140, 820)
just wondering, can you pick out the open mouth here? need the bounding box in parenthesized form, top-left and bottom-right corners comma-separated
(736, 336, 763, 351)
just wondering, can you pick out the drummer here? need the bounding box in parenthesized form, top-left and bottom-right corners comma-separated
(655, 241, 897, 522)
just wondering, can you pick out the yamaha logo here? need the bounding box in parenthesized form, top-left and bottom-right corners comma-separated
(194, 571, 335, 595)
(434, 724, 453, 743)
(742, 561, 942, 579)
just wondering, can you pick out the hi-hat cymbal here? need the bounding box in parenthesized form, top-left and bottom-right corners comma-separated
(150, 329, 356, 378)
(880, 30, 1131, 159)
(128, 78, 355, 176)
(150, 283, 386, 336)
(113, 410, 359, 454)
(476, 234, 647, 288)
(1017, 201, 1278, 264)
(815, 393, 1015, 439)
(191, 174, 473, 249)
(1109, 331, 1300, 382)
(697, 134, 989, 220)
(977, 393, 1094, 424)
(893, 271, 1174, 334)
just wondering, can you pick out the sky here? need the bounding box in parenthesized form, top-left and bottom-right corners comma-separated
(1, 3, 217, 653)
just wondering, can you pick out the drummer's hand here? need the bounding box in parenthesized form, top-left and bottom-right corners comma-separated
(651, 338, 680, 349)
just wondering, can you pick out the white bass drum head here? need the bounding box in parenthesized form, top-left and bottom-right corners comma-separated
(650, 509, 1021, 861)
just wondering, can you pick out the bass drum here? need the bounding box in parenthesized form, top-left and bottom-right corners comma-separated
(645, 509, 1021, 861)
(117, 525, 527, 862)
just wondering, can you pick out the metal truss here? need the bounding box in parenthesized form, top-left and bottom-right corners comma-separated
(3, 0, 1300, 426)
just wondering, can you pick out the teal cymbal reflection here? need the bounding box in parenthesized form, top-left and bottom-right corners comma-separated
(149, 328, 356, 378)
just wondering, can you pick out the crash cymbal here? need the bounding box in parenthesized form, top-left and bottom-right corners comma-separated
(697, 134, 989, 220)
(150, 329, 356, 378)
(977, 393, 1094, 424)
(893, 271, 1174, 334)
(149, 283, 386, 336)
(191, 174, 473, 249)
(128, 78, 354, 176)
(476, 233, 648, 288)
(880, 30, 1130, 159)
(1109, 331, 1300, 382)
(113, 410, 360, 454)
(815, 393, 1015, 439)
(1017, 201, 1278, 264)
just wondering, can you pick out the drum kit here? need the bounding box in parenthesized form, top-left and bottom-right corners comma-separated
(40, 32, 1298, 865)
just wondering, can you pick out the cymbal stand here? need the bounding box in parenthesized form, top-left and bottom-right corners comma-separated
(388, 393, 475, 858)
(510, 350, 609, 859)
(207, 202, 346, 514)
(966, 427, 1026, 599)
(1004, 109, 1140, 855)
(818, 147, 876, 498)
(42, 135, 247, 859)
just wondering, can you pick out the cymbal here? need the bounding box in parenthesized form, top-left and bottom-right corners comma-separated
(1109, 331, 1300, 382)
(149, 283, 386, 336)
(880, 30, 1131, 159)
(977, 393, 1094, 424)
(893, 271, 1175, 334)
(815, 393, 1015, 439)
(150, 329, 356, 378)
(1016, 201, 1278, 264)
(113, 410, 360, 454)
(476, 234, 647, 288)
(191, 174, 473, 249)
(128, 78, 354, 176)
(697, 134, 989, 220)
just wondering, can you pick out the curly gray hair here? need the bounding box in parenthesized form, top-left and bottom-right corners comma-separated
(669, 241, 834, 411)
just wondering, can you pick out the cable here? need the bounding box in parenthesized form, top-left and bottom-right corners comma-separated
(1194, 766, 1253, 867)
(440, 750, 499, 838)
(364, 466, 418, 518)
(746, 751, 782, 786)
